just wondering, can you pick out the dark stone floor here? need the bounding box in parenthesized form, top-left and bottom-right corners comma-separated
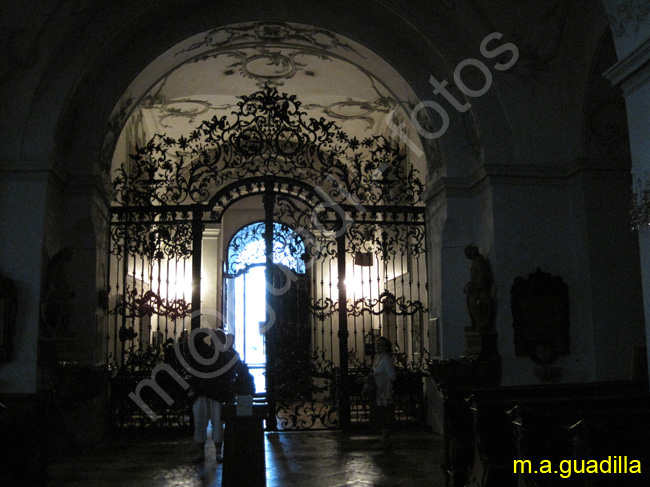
(46, 427, 446, 486)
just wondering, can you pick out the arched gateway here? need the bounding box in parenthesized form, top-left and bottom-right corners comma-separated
(108, 86, 430, 430)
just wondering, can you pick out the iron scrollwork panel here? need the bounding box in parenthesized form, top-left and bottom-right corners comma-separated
(108, 86, 429, 430)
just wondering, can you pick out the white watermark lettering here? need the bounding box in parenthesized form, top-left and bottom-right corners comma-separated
(391, 32, 519, 146)
(128, 84, 400, 421)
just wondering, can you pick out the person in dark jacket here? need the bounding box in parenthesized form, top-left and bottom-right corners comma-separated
(188, 328, 239, 463)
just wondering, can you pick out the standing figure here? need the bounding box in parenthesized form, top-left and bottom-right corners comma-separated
(366, 336, 397, 449)
(226, 333, 256, 399)
(41, 247, 75, 337)
(463, 245, 493, 331)
(187, 328, 239, 463)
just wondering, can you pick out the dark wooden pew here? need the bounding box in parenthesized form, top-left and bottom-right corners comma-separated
(512, 393, 650, 487)
(432, 380, 649, 487)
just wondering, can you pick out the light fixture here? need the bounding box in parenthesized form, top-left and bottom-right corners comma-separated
(630, 176, 650, 231)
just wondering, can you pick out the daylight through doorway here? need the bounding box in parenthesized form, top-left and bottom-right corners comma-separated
(225, 221, 307, 394)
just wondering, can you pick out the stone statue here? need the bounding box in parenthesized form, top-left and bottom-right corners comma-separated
(463, 245, 493, 331)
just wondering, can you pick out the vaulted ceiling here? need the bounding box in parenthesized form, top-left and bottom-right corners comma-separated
(112, 21, 425, 170)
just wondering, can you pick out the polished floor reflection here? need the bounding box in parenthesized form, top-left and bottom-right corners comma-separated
(47, 427, 446, 486)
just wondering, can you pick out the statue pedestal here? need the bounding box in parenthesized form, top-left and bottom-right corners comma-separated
(428, 353, 501, 389)
(425, 329, 501, 388)
(464, 328, 498, 358)
(427, 321, 502, 390)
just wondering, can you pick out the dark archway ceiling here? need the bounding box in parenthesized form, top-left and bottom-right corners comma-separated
(112, 21, 428, 174)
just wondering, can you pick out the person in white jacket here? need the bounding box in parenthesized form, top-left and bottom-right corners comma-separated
(368, 336, 397, 448)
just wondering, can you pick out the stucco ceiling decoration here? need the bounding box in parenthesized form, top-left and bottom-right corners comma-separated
(179, 21, 359, 55)
(111, 21, 430, 179)
(126, 22, 412, 149)
(140, 46, 396, 135)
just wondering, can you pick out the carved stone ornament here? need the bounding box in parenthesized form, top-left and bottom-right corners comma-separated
(606, 0, 650, 37)
(511, 268, 570, 365)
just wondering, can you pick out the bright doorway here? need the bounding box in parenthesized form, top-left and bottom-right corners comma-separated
(224, 222, 306, 394)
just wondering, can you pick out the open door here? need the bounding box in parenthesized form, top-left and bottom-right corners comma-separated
(223, 221, 308, 427)
(264, 264, 311, 428)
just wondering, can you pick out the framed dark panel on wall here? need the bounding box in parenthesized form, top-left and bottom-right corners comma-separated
(511, 268, 570, 364)
(0, 274, 17, 363)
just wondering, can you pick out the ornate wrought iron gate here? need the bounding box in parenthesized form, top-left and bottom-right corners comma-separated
(108, 86, 429, 430)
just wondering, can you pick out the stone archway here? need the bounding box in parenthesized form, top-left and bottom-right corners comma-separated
(14, 0, 519, 426)
(106, 81, 430, 429)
